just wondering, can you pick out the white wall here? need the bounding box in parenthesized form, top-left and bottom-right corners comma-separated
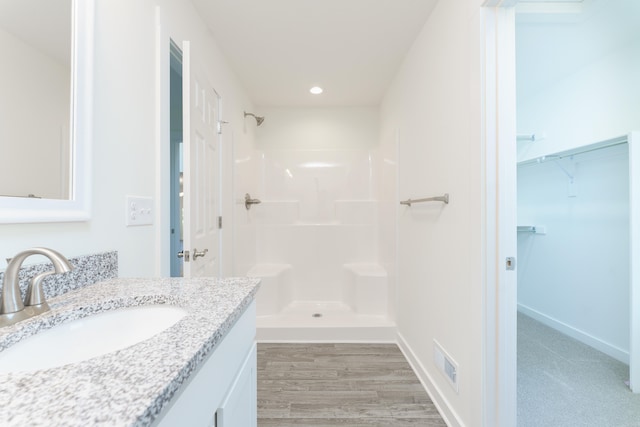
(380, 0, 484, 425)
(0, 26, 70, 200)
(518, 144, 630, 362)
(517, 38, 640, 162)
(377, 125, 398, 321)
(0, 0, 252, 277)
(255, 107, 379, 151)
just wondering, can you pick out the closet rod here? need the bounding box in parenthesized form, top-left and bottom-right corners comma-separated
(557, 137, 627, 158)
(517, 134, 537, 142)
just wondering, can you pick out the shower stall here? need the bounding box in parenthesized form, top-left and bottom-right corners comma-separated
(233, 107, 397, 341)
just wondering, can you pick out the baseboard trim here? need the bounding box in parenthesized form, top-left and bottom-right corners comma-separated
(396, 332, 464, 427)
(518, 303, 629, 364)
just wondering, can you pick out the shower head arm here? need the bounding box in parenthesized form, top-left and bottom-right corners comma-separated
(244, 111, 265, 126)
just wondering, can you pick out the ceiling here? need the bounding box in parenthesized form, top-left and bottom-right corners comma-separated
(190, 0, 439, 107)
(0, 0, 70, 65)
(192, 0, 640, 109)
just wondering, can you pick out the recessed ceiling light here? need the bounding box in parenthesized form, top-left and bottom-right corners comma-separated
(309, 86, 323, 95)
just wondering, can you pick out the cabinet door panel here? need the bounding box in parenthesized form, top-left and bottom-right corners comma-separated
(154, 303, 256, 426)
(217, 342, 257, 427)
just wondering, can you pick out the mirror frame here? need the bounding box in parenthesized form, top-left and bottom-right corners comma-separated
(0, 0, 93, 223)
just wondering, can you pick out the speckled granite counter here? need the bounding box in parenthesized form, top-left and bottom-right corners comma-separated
(0, 277, 260, 426)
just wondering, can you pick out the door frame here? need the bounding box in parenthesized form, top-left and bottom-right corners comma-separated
(481, 4, 518, 426)
(155, 6, 172, 277)
(169, 41, 183, 277)
(482, 2, 640, 425)
(629, 131, 640, 391)
(156, 8, 226, 277)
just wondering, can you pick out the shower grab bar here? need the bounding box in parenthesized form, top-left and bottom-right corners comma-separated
(400, 193, 449, 206)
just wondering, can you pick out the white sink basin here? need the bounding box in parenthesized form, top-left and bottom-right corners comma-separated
(0, 305, 187, 373)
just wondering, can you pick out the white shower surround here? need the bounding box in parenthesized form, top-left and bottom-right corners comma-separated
(249, 153, 394, 341)
(237, 107, 395, 342)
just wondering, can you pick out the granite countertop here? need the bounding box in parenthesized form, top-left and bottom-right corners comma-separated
(0, 277, 260, 426)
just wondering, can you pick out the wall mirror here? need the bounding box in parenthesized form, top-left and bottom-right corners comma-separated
(0, 0, 93, 223)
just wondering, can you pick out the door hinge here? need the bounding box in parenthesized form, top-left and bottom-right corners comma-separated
(218, 216, 222, 229)
(217, 120, 228, 134)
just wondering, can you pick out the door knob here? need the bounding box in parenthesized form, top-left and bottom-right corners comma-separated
(193, 248, 208, 260)
(244, 193, 262, 210)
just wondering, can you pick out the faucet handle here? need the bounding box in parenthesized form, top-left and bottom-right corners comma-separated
(24, 271, 55, 309)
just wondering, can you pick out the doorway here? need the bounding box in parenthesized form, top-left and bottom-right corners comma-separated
(483, 1, 640, 424)
(165, 38, 223, 279)
(169, 40, 184, 277)
(512, 0, 640, 424)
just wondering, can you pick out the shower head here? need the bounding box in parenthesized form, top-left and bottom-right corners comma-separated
(244, 111, 265, 126)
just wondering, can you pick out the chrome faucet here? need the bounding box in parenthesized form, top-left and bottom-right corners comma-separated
(0, 248, 73, 327)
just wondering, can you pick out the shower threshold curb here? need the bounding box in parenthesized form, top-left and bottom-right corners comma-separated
(256, 324, 397, 343)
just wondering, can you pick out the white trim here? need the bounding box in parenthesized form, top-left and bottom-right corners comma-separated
(518, 304, 629, 364)
(397, 332, 464, 427)
(155, 6, 171, 277)
(630, 131, 640, 392)
(480, 7, 498, 426)
(0, 0, 94, 224)
(481, 5, 518, 426)
(494, 6, 518, 426)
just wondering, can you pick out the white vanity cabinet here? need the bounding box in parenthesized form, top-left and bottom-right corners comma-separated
(155, 302, 257, 427)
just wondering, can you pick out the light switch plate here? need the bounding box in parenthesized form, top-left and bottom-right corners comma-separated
(126, 196, 154, 226)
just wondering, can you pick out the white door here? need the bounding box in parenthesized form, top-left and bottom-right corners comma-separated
(182, 41, 221, 278)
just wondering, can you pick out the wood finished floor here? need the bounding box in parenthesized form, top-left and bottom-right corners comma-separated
(257, 343, 446, 426)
